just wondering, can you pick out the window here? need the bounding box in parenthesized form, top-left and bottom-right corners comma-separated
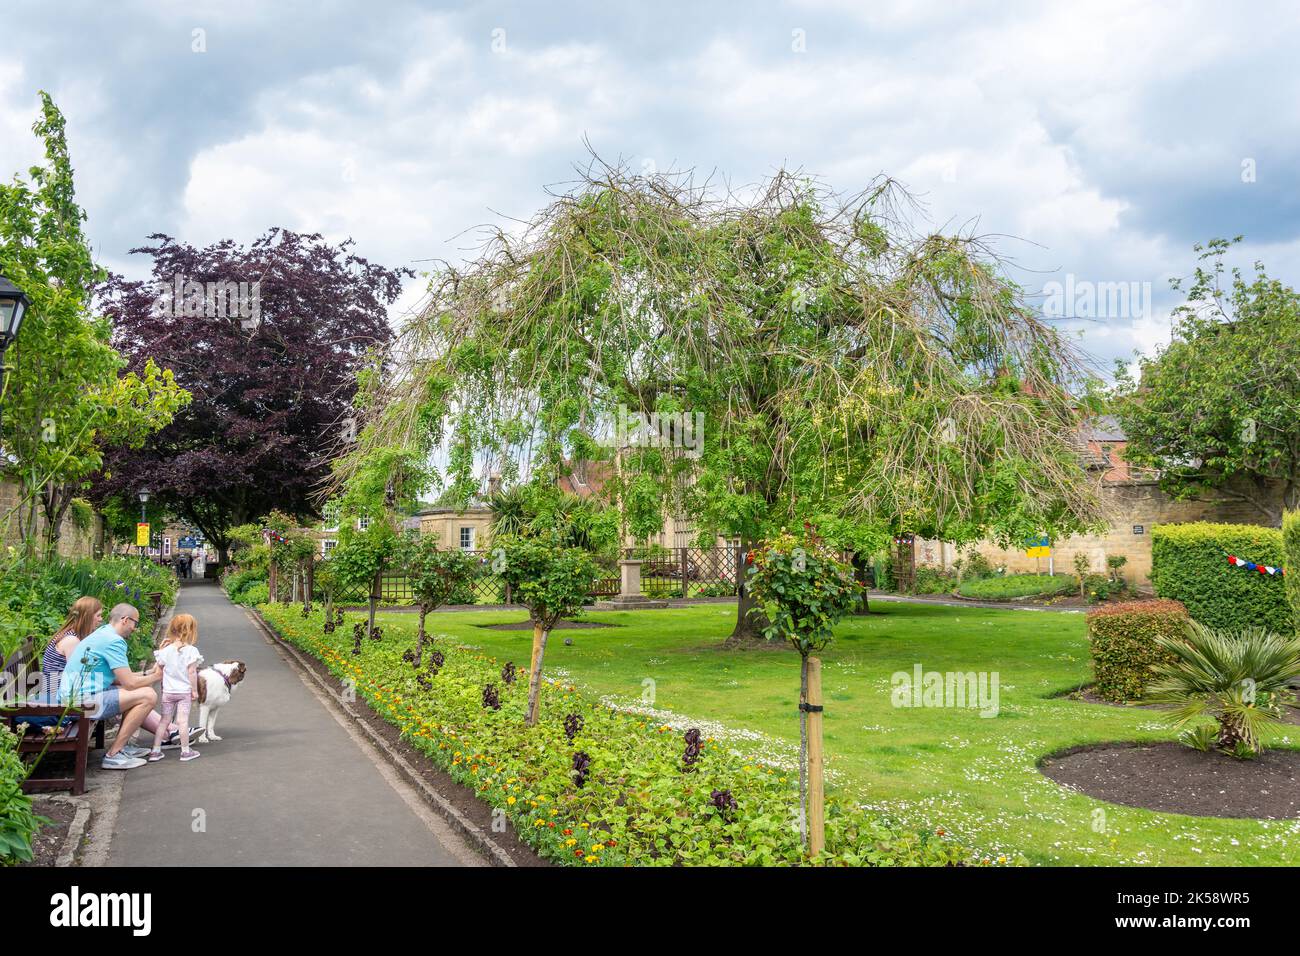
(322, 539, 338, 556)
(322, 506, 340, 532)
(459, 526, 475, 551)
(357, 515, 370, 531)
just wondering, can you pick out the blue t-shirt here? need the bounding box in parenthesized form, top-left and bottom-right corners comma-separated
(58, 624, 130, 703)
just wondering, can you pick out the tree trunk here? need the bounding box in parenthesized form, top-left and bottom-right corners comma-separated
(851, 552, 871, 615)
(367, 568, 380, 639)
(726, 539, 769, 646)
(415, 606, 428, 667)
(40, 482, 74, 559)
(93, 508, 106, 559)
(526, 623, 549, 726)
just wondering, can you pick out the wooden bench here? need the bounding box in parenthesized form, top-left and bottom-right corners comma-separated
(1, 637, 104, 796)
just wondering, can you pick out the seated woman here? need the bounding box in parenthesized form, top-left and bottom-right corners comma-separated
(42, 596, 188, 746)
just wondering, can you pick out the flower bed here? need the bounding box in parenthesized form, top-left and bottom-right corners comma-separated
(258, 603, 989, 867)
(956, 573, 1074, 601)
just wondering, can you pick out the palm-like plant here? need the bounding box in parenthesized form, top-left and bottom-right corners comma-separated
(1144, 620, 1300, 758)
(487, 485, 531, 540)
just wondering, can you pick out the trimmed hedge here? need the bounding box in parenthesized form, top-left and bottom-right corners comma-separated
(1150, 522, 1292, 634)
(1285, 511, 1300, 637)
(1087, 599, 1188, 701)
(956, 573, 1074, 601)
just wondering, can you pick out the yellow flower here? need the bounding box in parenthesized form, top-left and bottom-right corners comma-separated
(565, 839, 577, 847)
(507, 797, 516, 806)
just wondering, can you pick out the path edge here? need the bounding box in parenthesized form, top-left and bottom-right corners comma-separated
(243, 606, 518, 868)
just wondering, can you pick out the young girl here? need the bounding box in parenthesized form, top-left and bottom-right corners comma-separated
(147, 614, 204, 762)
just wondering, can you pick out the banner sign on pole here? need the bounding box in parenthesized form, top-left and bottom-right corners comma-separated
(136, 523, 150, 547)
(1025, 535, 1050, 558)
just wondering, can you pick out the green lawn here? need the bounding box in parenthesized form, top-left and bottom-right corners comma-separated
(371, 600, 1300, 865)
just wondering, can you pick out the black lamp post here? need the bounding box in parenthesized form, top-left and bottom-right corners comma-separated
(138, 488, 151, 564)
(0, 274, 31, 418)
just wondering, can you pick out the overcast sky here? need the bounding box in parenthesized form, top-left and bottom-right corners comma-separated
(3, 0, 1297, 376)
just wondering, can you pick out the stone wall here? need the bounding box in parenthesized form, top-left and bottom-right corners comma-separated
(0, 479, 98, 559)
(917, 480, 1273, 587)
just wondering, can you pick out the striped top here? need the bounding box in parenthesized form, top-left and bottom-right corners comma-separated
(39, 629, 75, 700)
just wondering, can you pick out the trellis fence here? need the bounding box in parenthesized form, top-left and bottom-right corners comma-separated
(280, 547, 745, 607)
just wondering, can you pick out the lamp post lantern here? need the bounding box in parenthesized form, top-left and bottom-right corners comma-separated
(0, 274, 31, 420)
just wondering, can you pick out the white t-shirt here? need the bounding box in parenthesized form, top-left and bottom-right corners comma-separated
(154, 643, 204, 695)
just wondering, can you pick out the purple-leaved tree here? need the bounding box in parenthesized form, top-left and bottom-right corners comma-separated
(91, 228, 409, 561)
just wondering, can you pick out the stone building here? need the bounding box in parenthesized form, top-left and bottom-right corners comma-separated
(915, 417, 1282, 587)
(415, 505, 494, 551)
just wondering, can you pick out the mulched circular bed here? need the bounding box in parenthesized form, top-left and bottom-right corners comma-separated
(1040, 741, 1300, 818)
(478, 620, 614, 631)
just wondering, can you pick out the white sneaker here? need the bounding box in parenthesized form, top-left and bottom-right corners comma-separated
(102, 751, 147, 770)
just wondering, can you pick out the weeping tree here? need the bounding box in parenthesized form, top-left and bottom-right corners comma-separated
(333, 156, 1102, 643)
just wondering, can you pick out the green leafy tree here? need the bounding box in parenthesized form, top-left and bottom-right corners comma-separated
(746, 525, 861, 850)
(496, 535, 600, 726)
(336, 159, 1101, 643)
(1115, 237, 1300, 525)
(0, 92, 187, 557)
(395, 529, 482, 664)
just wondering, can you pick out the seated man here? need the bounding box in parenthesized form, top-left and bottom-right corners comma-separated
(58, 603, 163, 770)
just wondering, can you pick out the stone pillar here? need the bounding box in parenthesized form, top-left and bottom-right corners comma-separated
(593, 558, 668, 610)
(618, 559, 643, 599)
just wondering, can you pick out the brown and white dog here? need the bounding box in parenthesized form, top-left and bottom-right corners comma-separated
(195, 660, 247, 743)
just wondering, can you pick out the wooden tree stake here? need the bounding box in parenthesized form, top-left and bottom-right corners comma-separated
(807, 655, 825, 857)
(526, 623, 547, 726)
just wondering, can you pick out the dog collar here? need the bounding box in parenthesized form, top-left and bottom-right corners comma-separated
(220, 671, 232, 690)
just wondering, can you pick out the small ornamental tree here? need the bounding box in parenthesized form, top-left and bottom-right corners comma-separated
(264, 510, 317, 604)
(396, 530, 482, 665)
(496, 535, 600, 726)
(746, 524, 862, 855)
(330, 520, 398, 638)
